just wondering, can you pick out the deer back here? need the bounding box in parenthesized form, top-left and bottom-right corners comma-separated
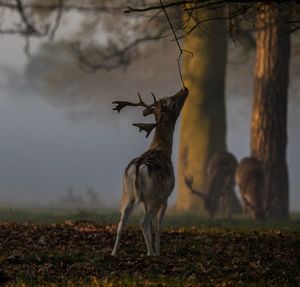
(204, 152, 238, 215)
(206, 152, 238, 193)
(185, 151, 238, 218)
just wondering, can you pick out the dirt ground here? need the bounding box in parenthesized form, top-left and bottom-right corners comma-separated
(0, 221, 299, 286)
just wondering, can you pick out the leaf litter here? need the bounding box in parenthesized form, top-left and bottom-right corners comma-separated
(0, 221, 299, 286)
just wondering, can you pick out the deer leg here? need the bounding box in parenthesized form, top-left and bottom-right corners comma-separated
(221, 194, 226, 216)
(141, 212, 154, 256)
(226, 188, 233, 220)
(141, 203, 159, 256)
(111, 200, 135, 256)
(149, 219, 153, 250)
(241, 193, 248, 214)
(155, 203, 167, 256)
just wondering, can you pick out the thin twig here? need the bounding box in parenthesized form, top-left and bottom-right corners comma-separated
(49, 0, 64, 41)
(160, 0, 182, 53)
(72, 33, 165, 72)
(149, 9, 163, 22)
(159, 0, 190, 88)
(15, 0, 37, 34)
(15, 0, 49, 38)
(125, 1, 192, 14)
(4, 2, 122, 13)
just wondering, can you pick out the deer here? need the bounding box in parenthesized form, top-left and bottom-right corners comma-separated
(111, 87, 189, 256)
(235, 157, 266, 221)
(184, 152, 238, 219)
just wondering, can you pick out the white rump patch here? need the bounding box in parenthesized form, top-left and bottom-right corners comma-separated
(136, 164, 155, 202)
(139, 164, 150, 184)
(138, 164, 156, 192)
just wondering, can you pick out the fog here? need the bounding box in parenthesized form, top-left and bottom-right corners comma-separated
(0, 36, 299, 211)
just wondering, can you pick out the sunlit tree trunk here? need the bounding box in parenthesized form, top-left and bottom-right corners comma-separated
(251, 3, 290, 220)
(176, 8, 241, 213)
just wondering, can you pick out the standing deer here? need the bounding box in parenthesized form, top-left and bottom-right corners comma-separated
(235, 157, 265, 220)
(185, 152, 238, 219)
(111, 88, 189, 256)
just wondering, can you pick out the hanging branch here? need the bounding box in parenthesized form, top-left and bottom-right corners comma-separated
(15, 0, 39, 35)
(125, 1, 191, 14)
(15, 0, 49, 54)
(49, 0, 64, 41)
(159, 0, 193, 88)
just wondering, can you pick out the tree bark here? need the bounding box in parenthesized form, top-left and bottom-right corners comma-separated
(176, 8, 241, 213)
(251, 3, 290, 220)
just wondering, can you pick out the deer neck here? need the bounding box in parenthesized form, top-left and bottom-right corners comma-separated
(149, 123, 175, 157)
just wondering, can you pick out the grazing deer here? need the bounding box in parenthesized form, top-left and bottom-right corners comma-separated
(235, 157, 265, 220)
(185, 152, 238, 219)
(111, 88, 189, 256)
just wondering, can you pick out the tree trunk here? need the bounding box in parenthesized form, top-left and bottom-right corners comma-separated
(176, 8, 241, 213)
(251, 3, 290, 220)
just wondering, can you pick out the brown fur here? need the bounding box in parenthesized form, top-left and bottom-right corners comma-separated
(185, 151, 238, 219)
(235, 157, 265, 220)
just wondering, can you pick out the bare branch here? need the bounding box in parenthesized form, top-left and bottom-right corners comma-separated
(72, 32, 165, 72)
(287, 19, 300, 33)
(1, 1, 123, 14)
(125, 1, 193, 14)
(15, 0, 47, 36)
(49, 0, 64, 41)
(159, 0, 184, 87)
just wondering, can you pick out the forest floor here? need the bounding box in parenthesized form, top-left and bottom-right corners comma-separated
(0, 209, 299, 286)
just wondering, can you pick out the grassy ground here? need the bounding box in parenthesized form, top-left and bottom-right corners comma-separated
(0, 208, 299, 286)
(1, 207, 300, 229)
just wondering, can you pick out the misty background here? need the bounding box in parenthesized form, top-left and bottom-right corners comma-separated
(0, 33, 299, 211)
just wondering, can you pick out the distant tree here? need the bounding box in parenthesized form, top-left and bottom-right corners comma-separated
(176, 7, 237, 212)
(251, 2, 292, 220)
(85, 187, 102, 208)
(61, 187, 83, 207)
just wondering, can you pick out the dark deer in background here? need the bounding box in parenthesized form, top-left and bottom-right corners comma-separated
(235, 157, 265, 220)
(111, 88, 189, 256)
(185, 152, 238, 219)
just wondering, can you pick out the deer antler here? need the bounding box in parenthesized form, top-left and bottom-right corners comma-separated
(184, 175, 206, 198)
(142, 93, 157, 116)
(112, 93, 156, 114)
(113, 92, 160, 138)
(133, 98, 163, 138)
(133, 122, 159, 138)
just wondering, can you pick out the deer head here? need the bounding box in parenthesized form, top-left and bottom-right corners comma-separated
(112, 88, 189, 138)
